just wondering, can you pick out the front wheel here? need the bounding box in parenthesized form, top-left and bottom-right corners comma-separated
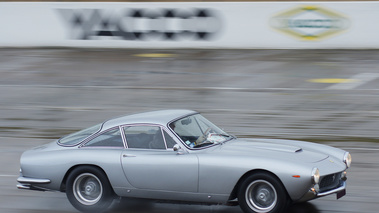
(66, 166, 115, 213)
(238, 172, 290, 213)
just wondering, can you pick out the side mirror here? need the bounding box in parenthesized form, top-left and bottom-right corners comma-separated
(173, 144, 180, 151)
(173, 144, 185, 155)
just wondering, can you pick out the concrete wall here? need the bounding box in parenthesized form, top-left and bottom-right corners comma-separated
(1, 2, 378, 48)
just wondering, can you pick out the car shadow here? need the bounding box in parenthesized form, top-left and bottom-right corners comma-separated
(110, 198, 320, 213)
(288, 202, 320, 213)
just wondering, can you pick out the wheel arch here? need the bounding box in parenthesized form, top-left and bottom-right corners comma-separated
(60, 164, 111, 193)
(228, 169, 291, 201)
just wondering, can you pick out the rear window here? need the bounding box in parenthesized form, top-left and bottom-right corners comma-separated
(58, 123, 102, 146)
(83, 128, 124, 148)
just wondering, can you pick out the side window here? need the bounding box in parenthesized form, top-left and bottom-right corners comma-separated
(163, 130, 177, 149)
(124, 126, 166, 150)
(84, 128, 123, 147)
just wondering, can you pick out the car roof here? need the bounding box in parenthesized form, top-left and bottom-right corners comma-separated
(101, 109, 197, 130)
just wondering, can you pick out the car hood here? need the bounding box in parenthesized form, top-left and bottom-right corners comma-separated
(215, 138, 329, 163)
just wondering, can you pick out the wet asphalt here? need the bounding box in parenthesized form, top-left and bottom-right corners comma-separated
(0, 48, 379, 213)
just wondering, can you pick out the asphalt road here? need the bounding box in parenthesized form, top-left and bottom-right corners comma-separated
(1, 48, 379, 213)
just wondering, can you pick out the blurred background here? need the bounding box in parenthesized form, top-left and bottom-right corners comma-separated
(1, 0, 379, 213)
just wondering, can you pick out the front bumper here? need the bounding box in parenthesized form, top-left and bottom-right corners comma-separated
(17, 176, 51, 191)
(317, 181, 346, 197)
(296, 180, 346, 203)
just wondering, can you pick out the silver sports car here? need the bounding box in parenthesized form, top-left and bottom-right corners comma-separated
(17, 110, 351, 213)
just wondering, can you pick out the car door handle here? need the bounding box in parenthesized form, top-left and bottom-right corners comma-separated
(123, 154, 136, 158)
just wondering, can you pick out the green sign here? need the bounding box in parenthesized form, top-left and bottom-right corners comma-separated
(270, 6, 350, 41)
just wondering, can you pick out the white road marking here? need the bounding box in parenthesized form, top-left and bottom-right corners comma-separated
(328, 73, 379, 90)
(1, 84, 379, 92)
(0, 175, 18, 177)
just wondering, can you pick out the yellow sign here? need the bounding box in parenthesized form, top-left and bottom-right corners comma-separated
(307, 79, 358, 84)
(134, 53, 175, 58)
(270, 6, 350, 41)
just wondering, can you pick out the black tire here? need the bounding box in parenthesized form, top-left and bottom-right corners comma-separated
(238, 172, 290, 213)
(66, 166, 115, 213)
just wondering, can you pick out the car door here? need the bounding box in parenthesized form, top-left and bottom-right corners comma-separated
(121, 125, 199, 193)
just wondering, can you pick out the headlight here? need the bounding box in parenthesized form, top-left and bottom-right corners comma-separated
(343, 152, 352, 168)
(311, 168, 320, 184)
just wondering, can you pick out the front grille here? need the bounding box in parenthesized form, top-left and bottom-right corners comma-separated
(319, 172, 341, 192)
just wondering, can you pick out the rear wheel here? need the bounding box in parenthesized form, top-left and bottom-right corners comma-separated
(238, 172, 290, 213)
(66, 166, 114, 213)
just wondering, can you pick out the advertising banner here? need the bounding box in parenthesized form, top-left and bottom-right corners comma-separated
(0, 2, 378, 48)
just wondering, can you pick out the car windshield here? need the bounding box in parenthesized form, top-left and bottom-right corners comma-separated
(169, 114, 233, 149)
(58, 123, 102, 146)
